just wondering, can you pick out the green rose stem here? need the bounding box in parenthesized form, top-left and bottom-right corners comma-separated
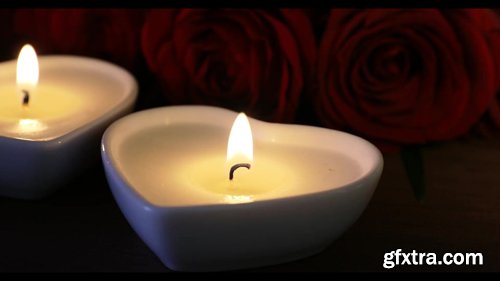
(401, 146, 425, 201)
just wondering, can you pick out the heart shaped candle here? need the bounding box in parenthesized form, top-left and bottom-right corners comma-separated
(0, 45, 137, 199)
(101, 105, 383, 271)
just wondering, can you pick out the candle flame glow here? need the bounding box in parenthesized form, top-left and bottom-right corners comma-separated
(223, 195, 254, 204)
(16, 44, 39, 88)
(227, 113, 253, 164)
(17, 119, 47, 133)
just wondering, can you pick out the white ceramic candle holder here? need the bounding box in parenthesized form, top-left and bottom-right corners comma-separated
(0, 55, 137, 199)
(101, 105, 383, 271)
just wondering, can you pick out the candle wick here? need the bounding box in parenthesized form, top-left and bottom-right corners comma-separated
(229, 163, 251, 181)
(22, 89, 30, 106)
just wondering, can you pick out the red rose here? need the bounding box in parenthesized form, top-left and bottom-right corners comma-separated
(316, 9, 500, 149)
(14, 9, 147, 70)
(141, 9, 315, 122)
(474, 9, 500, 136)
(0, 9, 16, 59)
(0, 9, 13, 38)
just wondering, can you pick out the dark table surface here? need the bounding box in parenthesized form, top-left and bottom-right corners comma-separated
(0, 133, 499, 272)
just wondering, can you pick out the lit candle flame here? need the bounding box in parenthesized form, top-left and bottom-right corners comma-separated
(16, 44, 39, 105)
(227, 113, 253, 164)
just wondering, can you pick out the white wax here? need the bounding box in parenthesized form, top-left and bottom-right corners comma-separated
(102, 106, 383, 271)
(119, 124, 362, 206)
(0, 56, 132, 140)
